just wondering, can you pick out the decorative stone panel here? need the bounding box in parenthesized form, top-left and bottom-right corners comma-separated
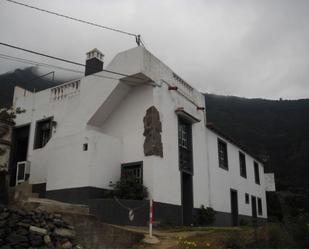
(143, 106, 163, 157)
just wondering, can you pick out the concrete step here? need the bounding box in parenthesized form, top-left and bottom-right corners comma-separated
(9, 181, 39, 203)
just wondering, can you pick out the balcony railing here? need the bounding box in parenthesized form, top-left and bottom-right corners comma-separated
(50, 80, 80, 101)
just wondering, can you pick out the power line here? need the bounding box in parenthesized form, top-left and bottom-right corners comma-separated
(0, 42, 146, 82)
(0, 53, 147, 85)
(5, 0, 143, 46)
(26, 71, 55, 83)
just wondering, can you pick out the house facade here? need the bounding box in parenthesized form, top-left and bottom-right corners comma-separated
(10, 46, 275, 226)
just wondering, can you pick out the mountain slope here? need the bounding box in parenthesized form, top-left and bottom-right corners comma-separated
(205, 93, 309, 191)
(0, 67, 61, 108)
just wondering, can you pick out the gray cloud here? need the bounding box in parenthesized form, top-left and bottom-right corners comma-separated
(0, 0, 308, 99)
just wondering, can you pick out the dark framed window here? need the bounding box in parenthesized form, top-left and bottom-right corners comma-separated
(218, 139, 228, 170)
(178, 118, 193, 174)
(239, 152, 247, 178)
(245, 193, 250, 204)
(254, 161, 260, 184)
(83, 143, 88, 151)
(34, 117, 53, 149)
(121, 161, 143, 184)
(257, 198, 262, 215)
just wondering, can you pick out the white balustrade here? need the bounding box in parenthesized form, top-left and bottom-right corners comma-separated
(50, 80, 80, 101)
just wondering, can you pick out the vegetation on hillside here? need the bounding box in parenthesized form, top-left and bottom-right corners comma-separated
(205, 93, 309, 192)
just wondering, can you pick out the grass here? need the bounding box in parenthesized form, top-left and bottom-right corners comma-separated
(170, 228, 255, 249)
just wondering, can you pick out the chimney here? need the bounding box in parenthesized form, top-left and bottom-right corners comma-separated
(85, 48, 104, 76)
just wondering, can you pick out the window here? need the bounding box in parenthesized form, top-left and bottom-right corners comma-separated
(34, 117, 53, 149)
(218, 139, 228, 170)
(178, 119, 193, 173)
(257, 198, 262, 215)
(121, 162, 143, 184)
(245, 193, 250, 204)
(254, 161, 260, 184)
(83, 143, 88, 151)
(239, 152, 247, 178)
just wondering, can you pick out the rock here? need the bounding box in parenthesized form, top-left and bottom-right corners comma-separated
(44, 235, 51, 245)
(54, 213, 62, 219)
(7, 232, 28, 245)
(17, 228, 28, 236)
(73, 245, 84, 249)
(0, 229, 5, 238)
(53, 218, 63, 227)
(29, 234, 44, 247)
(0, 212, 9, 220)
(61, 241, 72, 249)
(29, 225, 48, 235)
(47, 222, 55, 230)
(0, 246, 12, 249)
(17, 222, 30, 228)
(16, 210, 26, 217)
(67, 225, 75, 230)
(0, 221, 6, 228)
(54, 228, 75, 239)
(21, 218, 32, 224)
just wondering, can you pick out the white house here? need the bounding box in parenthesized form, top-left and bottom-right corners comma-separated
(10, 46, 275, 226)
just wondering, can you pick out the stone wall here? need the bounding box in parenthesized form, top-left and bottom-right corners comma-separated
(0, 120, 12, 172)
(0, 119, 13, 204)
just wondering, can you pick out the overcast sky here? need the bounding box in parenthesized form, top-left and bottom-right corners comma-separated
(0, 0, 308, 99)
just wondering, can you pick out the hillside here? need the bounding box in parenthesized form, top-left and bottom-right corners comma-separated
(0, 67, 61, 108)
(205, 93, 309, 191)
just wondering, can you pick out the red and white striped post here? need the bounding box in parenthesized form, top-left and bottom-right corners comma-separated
(149, 199, 153, 238)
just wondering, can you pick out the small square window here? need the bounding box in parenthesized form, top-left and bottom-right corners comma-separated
(83, 143, 88, 151)
(245, 193, 250, 204)
(34, 117, 53, 149)
(121, 162, 143, 184)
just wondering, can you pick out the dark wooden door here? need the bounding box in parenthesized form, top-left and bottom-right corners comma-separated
(178, 118, 194, 225)
(181, 172, 193, 225)
(9, 125, 30, 186)
(230, 189, 239, 226)
(251, 196, 257, 218)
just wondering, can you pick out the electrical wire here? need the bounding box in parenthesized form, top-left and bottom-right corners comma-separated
(5, 0, 138, 38)
(0, 53, 147, 85)
(0, 42, 146, 82)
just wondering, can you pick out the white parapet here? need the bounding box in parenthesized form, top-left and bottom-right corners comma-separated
(264, 173, 276, 191)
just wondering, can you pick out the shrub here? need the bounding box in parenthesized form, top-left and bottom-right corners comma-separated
(194, 205, 216, 226)
(224, 231, 242, 249)
(112, 176, 148, 200)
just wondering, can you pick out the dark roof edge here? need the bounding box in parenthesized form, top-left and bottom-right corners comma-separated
(206, 122, 264, 165)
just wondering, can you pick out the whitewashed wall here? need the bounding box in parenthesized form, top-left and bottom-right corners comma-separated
(13, 46, 269, 220)
(206, 128, 268, 218)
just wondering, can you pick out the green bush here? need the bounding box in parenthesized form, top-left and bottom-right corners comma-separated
(267, 224, 292, 248)
(239, 218, 250, 226)
(112, 176, 148, 200)
(288, 215, 309, 248)
(194, 205, 216, 226)
(224, 231, 242, 249)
